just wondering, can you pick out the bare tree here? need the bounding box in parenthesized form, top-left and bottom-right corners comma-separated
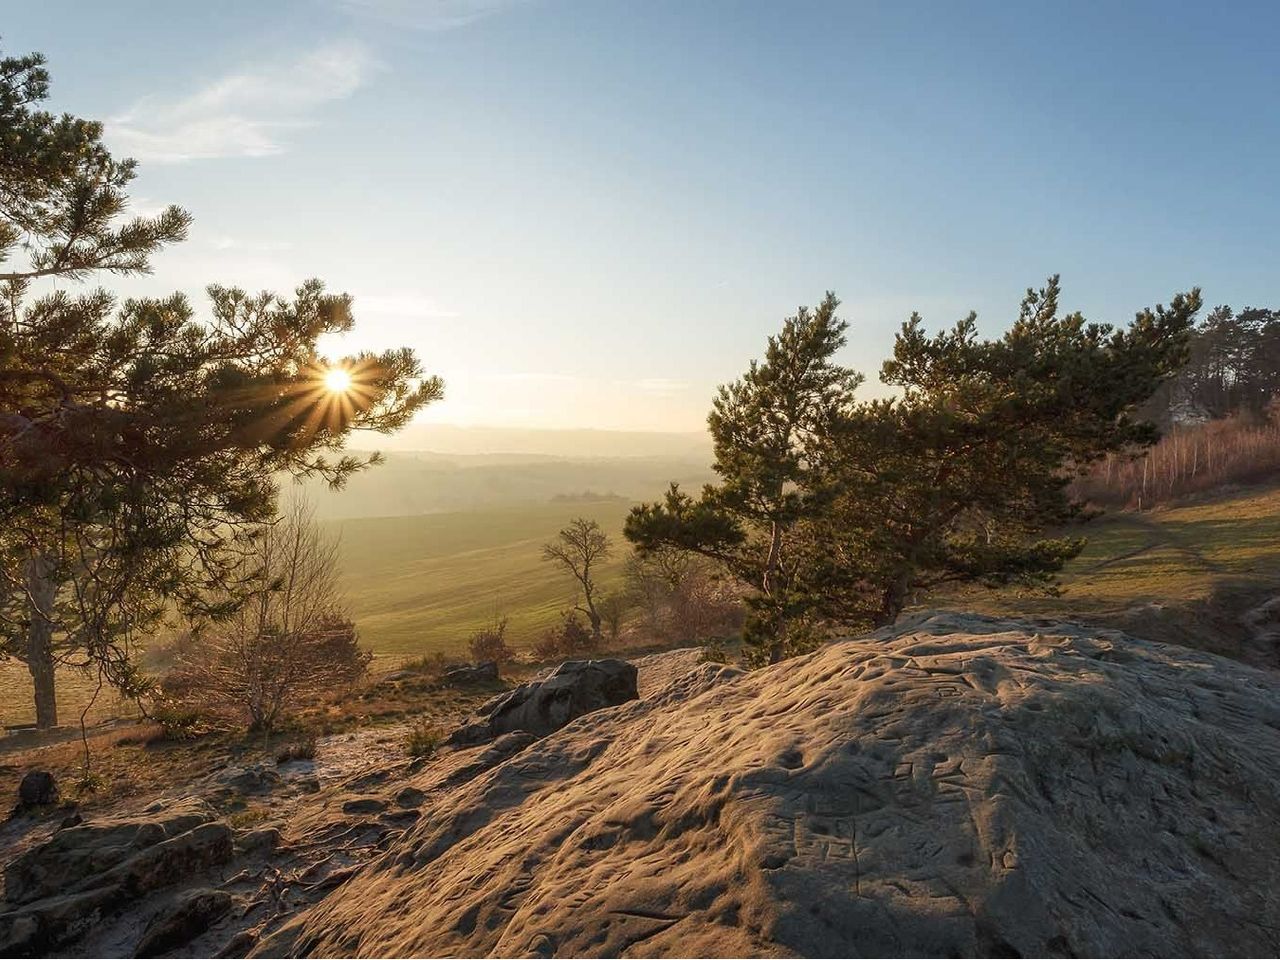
(542, 518, 611, 642)
(163, 498, 370, 731)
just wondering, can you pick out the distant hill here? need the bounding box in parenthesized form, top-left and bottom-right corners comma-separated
(347, 424, 712, 459)
(302, 450, 715, 520)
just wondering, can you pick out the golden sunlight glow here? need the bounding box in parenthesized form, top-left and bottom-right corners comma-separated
(324, 367, 353, 393)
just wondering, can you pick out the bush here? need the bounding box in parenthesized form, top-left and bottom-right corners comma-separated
(162, 499, 372, 732)
(531, 612, 597, 661)
(150, 700, 202, 741)
(467, 617, 515, 663)
(405, 720, 440, 759)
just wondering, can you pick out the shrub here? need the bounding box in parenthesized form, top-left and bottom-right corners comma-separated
(150, 700, 202, 741)
(467, 617, 515, 663)
(405, 720, 440, 759)
(162, 499, 372, 732)
(531, 612, 598, 661)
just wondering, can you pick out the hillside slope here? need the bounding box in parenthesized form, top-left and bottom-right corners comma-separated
(262, 612, 1280, 958)
(329, 500, 635, 657)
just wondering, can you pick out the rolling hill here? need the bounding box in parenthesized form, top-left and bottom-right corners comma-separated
(328, 499, 637, 658)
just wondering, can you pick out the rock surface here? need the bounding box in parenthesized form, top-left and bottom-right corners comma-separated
(134, 887, 234, 957)
(261, 614, 1280, 958)
(442, 661, 500, 685)
(449, 658, 638, 745)
(0, 797, 233, 955)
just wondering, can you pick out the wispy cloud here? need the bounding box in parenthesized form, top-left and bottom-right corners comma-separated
(332, 0, 527, 31)
(109, 40, 377, 163)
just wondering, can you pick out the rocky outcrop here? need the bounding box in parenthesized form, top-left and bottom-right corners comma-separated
(0, 797, 233, 956)
(134, 887, 234, 958)
(449, 659, 638, 745)
(261, 614, 1280, 958)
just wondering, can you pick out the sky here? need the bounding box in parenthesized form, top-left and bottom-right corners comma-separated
(5, 0, 1280, 434)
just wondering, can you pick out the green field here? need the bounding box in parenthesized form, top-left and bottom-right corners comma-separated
(4, 485, 1279, 727)
(330, 499, 637, 658)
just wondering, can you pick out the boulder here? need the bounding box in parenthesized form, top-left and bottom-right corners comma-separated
(0, 797, 233, 955)
(236, 826, 282, 853)
(441, 661, 500, 686)
(448, 659, 637, 745)
(15, 771, 57, 809)
(261, 615, 1280, 958)
(134, 888, 233, 958)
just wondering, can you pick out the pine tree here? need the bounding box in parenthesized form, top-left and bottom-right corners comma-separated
(0, 47, 442, 726)
(627, 279, 1201, 665)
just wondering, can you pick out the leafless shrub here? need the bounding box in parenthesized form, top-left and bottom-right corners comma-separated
(163, 498, 371, 732)
(531, 611, 598, 661)
(1074, 408, 1280, 510)
(625, 547, 743, 644)
(467, 616, 515, 663)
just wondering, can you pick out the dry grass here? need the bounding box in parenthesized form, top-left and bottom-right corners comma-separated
(1075, 415, 1280, 510)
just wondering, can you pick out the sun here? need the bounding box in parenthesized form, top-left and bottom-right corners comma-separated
(323, 367, 353, 393)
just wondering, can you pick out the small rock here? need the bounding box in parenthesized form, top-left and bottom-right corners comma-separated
(211, 764, 282, 796)
(342, 797, 388, 815)
(16, 770, 57, 808)
(394, 786, 426, 808)
(381, 670, 414, 683)
(58, 812, 83, 830)
(134, 888, 233, 957)
(236, 826, 281, 853)
(442, 661, 500, 685)
(214, 929, 257, 958)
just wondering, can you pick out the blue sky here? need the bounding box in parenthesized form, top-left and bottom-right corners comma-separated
(5, 0, 1278, 431)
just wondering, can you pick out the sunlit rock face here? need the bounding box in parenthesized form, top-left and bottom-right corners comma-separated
(259, 613, 1280, 958)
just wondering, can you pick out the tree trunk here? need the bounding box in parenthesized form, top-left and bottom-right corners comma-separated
(24, 554, 58, 729)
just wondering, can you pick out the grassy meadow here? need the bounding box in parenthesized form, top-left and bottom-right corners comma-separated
(4, 484, 1279, 728)
(329, 498, 637, 659)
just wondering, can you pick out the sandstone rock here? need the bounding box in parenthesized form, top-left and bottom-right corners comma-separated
(393, 786, 426, 808)
(448, 659, 637, 745)
(15, 771, 57, 809)
(209, 764, 282, 796)
(441, 660, 500, 685)
(134, 887, 233, 957)
(236, 826, 281, 853)
(5, 796, 219, 905)
(261, 615, 1280, 958)
(342, 797, 388, 815)
(0, 797, 233, 955)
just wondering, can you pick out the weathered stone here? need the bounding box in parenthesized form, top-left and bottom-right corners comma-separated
(0, 798, 233, 955)
(5, 797, 218, 905)
(441, 661, 500, 686)
(262, 616, 1280, 958)
(134, 887, 233, 957)
(393, 786, 426, 808)
(15, 770, 57, 809)
(448, 659, 637, 745)
(208, 764, 282, 796)
(341, 797, 387, 815)
(236, 826, 281, 853)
